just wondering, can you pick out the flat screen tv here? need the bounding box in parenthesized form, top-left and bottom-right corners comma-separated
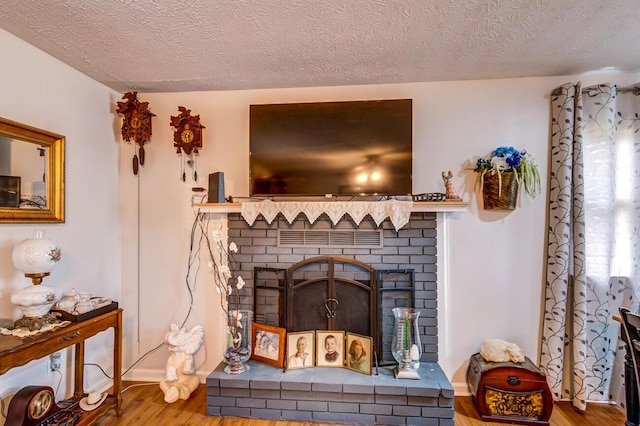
(249, 99, 412, 197)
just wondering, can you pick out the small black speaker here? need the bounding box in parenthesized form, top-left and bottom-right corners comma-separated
(207, 172, 225, 203)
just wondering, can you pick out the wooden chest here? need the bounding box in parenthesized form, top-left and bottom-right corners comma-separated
(467, 352, 553, 425)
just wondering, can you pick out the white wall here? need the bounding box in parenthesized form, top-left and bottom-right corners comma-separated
(0, 28, 120, 414)
(125, 82, 557, 390)
(125, 73, 640, 394)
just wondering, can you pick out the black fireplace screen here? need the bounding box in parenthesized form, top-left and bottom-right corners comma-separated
(252, 256, 416, 367)
(286, 255, 376, 337)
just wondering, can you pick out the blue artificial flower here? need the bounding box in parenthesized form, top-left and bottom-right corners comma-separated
(474, 158, 491, 172)
(486, 146, 523, 170)
(492, 146, 517, 158)
(505, 150, 521, 168)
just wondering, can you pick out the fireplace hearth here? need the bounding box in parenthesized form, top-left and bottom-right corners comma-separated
(207, 361, 454, 425)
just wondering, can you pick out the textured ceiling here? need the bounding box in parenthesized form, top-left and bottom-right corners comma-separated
(1, 0, 639, 93)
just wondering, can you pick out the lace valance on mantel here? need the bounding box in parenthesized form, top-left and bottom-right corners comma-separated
(240, 200, 414, 231)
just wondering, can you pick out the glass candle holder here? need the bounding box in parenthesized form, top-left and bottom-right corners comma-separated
(391, 307, 422, 379)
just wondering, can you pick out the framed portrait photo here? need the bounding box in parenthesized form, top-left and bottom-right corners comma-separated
(316, 330, 345, 368)
(286, 331, 315, 370)
(345, 333, 373, 375)
(251, 323, 286, 368)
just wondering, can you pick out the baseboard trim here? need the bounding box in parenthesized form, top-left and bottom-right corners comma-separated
(453, 380, 471, 396)
(122, 368, 207, 384)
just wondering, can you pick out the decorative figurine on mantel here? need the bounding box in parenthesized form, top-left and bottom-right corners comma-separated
(441, 170, 462, 201)
(159, 324, 205, 403)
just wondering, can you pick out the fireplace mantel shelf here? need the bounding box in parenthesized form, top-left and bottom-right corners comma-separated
(195, 200, 469, 214)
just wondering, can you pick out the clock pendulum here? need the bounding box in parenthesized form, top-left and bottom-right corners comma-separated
(116, 92, 156, 175)
(170, 106, 205, 182)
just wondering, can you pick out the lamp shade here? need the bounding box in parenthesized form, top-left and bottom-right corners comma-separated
(12, 230, 61, 275)
(10, 230, 62, 320)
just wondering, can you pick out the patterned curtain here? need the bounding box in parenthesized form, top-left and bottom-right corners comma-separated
(540, 82, 640, 410)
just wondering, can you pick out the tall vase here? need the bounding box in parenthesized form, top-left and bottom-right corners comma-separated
(391, 307, 422, 379)
(222, 309, 253, 374)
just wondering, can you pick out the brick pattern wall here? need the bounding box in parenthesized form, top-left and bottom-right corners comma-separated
(227, 212, 438, 362)
(207, 361, 454, 426)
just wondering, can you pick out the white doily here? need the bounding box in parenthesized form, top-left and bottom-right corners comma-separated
(1, 321, 70, 337)
(241, 200, 413, 231)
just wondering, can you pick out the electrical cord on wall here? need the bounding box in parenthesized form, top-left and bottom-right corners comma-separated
(53, 369, 63, 399)
(82, 364, 159, 394)
(85, 206, 207, 382)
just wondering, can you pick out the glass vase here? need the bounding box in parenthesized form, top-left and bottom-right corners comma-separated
(222, 309, 253, 374)
(391, 307, 422, 379)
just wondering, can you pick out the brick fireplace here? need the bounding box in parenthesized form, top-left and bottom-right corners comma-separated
(206, 210, 454, 425)
(228, 211, 438, 360)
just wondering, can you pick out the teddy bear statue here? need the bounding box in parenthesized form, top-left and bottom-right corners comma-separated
(159, 324, 205, 403)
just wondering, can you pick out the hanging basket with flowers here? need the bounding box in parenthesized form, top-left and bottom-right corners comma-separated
(474, 146, 540, 210)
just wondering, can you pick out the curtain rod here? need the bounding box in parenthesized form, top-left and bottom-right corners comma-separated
(582, 84, 640, 96)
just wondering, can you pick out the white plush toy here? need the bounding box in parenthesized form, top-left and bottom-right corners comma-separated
(479, 338, 525, 363)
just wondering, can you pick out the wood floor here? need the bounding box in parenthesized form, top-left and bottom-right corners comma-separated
(94, 382, 627, 425)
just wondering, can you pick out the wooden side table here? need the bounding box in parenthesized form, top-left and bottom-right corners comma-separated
(0, 309, 123, 424)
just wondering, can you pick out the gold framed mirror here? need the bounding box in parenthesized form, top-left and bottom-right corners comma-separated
(0, 117, 65, 223)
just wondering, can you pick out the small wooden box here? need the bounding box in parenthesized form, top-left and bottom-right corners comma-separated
(467, 352, 553, 425)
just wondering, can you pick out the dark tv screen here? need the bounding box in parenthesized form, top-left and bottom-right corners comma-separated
(249, 99, 412, 197)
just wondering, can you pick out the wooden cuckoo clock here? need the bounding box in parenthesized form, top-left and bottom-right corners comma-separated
(116, 91, 156, 175)
(170, 106, 205, 182)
